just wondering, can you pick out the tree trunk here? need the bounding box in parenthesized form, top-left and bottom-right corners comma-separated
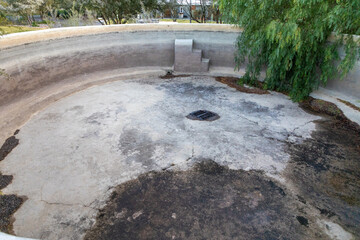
(101, 13, 108, 25)
(97, 18, 105, 25)
(27, 15, 33, 26)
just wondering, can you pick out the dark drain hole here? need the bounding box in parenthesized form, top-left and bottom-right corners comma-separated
(186, 110, 220, 121)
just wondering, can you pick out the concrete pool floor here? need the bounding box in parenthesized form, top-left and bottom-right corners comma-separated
(0, 76, 359, 239)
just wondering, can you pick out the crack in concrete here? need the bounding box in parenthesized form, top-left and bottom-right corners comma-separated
(237, 114, 260, 126)
(291, 120, 316, 133)
(39, 185, 100, 211)
(39, 199, 100, 211)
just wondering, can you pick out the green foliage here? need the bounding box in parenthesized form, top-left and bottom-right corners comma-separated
(159, 0, 179, 21)
(219, 0, 360, 101)
(80, 0, 158, 25)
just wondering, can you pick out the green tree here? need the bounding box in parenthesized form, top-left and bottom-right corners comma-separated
(159, 0, 179, 21)
(219, 0, 360, 101)
(5, 0, 45, 25)
(81, 0, 158, 25)
(0, 0, 10, 34)
(209, 0, 222, 24)
(180, 0, 213, 23)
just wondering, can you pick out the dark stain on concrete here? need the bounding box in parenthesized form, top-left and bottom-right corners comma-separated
(336, 98, 360, 112)
(85, 112, 108, 125)
(0, 175, 13, 190)
(0, 133, 19, 162)
(66, 105, 85, 115)
(0, 130, 25, 234)
(84, 160, 325, 240)
(215, 76, 269, 95)
(239, 101, 274, 118)
(158, 82, 225, 100)
(284, 118, 360, 237)
(0, 195, 25, 234)
(274, 104, 285, 110)
(160, 72, 190, 79)
(283, 100, 360, 237)
(300, 96, 360, 132)
(296, 216, 309, 227)
(118, 129, 167, 169)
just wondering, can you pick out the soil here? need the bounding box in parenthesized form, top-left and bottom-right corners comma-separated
(0, 130, 24, 234)
(160, 72, 191, 79)
(0, 175, 13, 190)
(84, 97, 360, 240)
(336, 98, 360, 112)
(84, 161, 325, 240)
(300, 97, 360, 132)
(283, 98, 360, 237)
(215, 77, 269, 95)
(0, 133, 19, 161)
(0, 195, 24, 234)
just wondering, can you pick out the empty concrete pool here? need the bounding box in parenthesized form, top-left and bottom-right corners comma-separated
(0, 24, 359, 240)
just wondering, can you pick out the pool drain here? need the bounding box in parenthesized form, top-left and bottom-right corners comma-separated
(186, 110, 220, 121)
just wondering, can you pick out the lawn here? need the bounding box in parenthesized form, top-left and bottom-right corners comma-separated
(0, 26, 46, 35)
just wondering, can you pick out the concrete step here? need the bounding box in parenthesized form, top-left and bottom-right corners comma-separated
(201, 58, 210, 72)
(191, 49, 202, 62)
(174, 39, 210, 72)
(175, 39, 193, 53)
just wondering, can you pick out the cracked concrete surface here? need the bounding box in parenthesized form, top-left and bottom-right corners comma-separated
(0, 76, 354, 239)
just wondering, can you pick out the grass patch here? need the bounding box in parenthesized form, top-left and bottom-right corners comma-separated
(0, 26, 46, 35)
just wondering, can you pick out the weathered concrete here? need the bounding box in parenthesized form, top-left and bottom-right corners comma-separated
(0, 24, 241, 49)
(0, 26, 239, 108)
(174, 39, 209, 72)
(0, 24, 359, 146)
(0, 25, 359, 240)
(0, 76, 327, 239)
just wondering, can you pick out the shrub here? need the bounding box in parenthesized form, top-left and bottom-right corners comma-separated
(219, 0, 360, 101)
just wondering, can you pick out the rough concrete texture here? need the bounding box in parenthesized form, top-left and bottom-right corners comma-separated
(0, 24, 241, 50)
(0, 30, 238, 107)
(174, 39, 209, 72)
(84, 161, 325, 240)
(0, 75, 336, 239)
(0, 67, 243, 150)
(284, 118, 360, 239)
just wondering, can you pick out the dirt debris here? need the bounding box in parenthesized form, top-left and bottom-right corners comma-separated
(215, 76, 269, 95)
(84, 160, 326, 240)
(0, 130, 25, 234)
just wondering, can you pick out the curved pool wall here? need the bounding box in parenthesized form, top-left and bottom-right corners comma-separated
(1, 24, 358, 106)
(0, 24, 359, 144)
(0, 24, 240, 106)
(0, 24, 242, 144)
